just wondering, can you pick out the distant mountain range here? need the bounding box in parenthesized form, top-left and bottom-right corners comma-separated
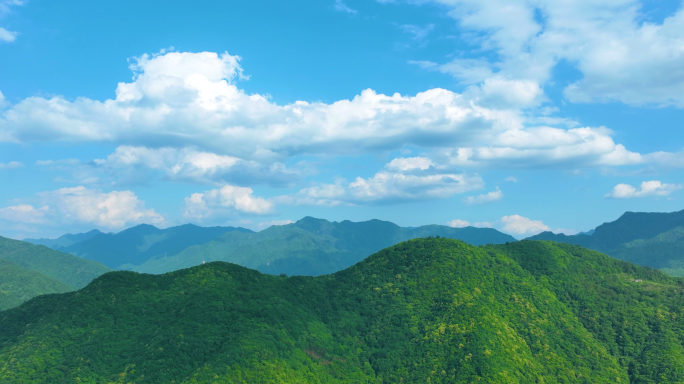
(1, 238, 681, 382)
(31, 224, 253, 269)
(0, 236, 111, 310)
(526, 209, 684, 275)
(130, 216, 517, 276)
(24, 229, 105, 250)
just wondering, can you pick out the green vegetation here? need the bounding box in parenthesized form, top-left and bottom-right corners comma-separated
(0, 236, 111, 289)
(0, 260, 72, 311)
(1, 238, 683, 382)
(527, 209, 684, 276)
(0, 236, 112, 310)
(133, 216, 516, 276)
(61, 223, 253, 269)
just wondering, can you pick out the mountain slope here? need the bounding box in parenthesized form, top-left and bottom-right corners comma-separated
(526, 209, 684, 273)
(133, 217, 517, 276)
(62, 224, 253, 269)
(0, 260, 72, 311)
(0, 239, 639, 383)
(23, 229, 104, 250)
(0, 236, 111, 289)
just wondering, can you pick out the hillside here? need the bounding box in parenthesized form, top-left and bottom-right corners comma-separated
(0, 236, 111, 289)
(526, 209, 684, 274)
(0, 260, 72, 311)
(2, 239, 683, 382)
(61, 224, 253, 269)
(24, 229, 104, 250)
(132, 217, 517, 276)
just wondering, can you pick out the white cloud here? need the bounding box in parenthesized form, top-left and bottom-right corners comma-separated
(0, 186, 163, 230)
(93, 146, 305, 186)
(604, 180, 683, 199)
(183, 184, 274, 221)
(0, 204, 48, 224)
(0, 27, 17, 43)
(385, 156, 433, 171)
(418, 0, 684, 107)
(500, 214, 550, 236)
(333, 0, 357, 14)
(0, 161, 22, 169)
(504, 176, 517, 182)
(38, 186, 164, 228)
(0, 0, 25, 43)
(464, 186, 503, 205)
(440, 126, 644, 169)
(447, 219, 470, 228)
(0, 50, 680, 174)
(287, 158, 484, 205)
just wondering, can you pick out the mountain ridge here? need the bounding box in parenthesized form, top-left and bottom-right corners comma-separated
(131, 216, 517, 276)
(1, 239, 681, 382)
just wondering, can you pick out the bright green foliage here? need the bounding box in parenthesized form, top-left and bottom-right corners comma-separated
(495, 241, 684, 383)
(0, 260, 72, 311)
(133, 216, 516, 276)
(5, 238, 682, 382)
(0, 236, 111, 289)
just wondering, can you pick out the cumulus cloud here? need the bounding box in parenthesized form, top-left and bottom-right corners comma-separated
(500, 214, 550, 236)
(447, 219, 470, 228)
(464, 187, 503, 205)
(0, 161, 21, 169)
(183, 184, 274, 222)
(0, 49, 674, 174)
(604, 180, 683, 199)
(440, 126, 644, 169)
(0, 186, 163, 230)
(93, 146, 306, 186)
(418, 0, 684, 107)
(0, 204, 48, 224)
(284, 157, 484, 205)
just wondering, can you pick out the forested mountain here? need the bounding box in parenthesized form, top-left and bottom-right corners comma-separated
(0, 259, 72, 311)
(0, 236, 111, 310)
(61, 224, 253, 269)
(1, 239, 683, 383)
(132, 216, 516, 276)
(24, 229, 104, 250)
(526, 209, 684, 275)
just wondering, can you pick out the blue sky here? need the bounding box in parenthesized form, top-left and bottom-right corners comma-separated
(1, 0, 683, 239)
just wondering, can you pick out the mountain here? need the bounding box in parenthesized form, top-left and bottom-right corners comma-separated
(0, 259, 72, 311)
(1, 239, 682, 382)
(61, 223, 253, 269)
(132, 216, 517, 276)
(0, 236, 112, 310)
(526, 209, 684, 274)
(0, 236, 112, 289)
(23, 229, 104, 250)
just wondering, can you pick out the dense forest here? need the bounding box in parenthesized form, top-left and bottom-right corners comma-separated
(0, 236, 111, 310)
(1, 238, 683, 383)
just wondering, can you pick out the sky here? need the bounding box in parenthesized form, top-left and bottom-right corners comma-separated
(0, 0, 683, 239)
